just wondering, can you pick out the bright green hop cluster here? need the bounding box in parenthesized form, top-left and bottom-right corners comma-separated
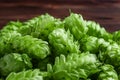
(0, 13, 120, 80)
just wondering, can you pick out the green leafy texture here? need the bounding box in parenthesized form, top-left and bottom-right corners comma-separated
(113, 30, 120, 44)
(0, 30, 50, 59)
(64, 13, 88, 41)
(6, 69, 43, 80)
(10, 35, 50, 59)
(99, 42, 120, 68)
(51, 52, 101, 80)
(98, 64, 118, 80)
(0, 53, 32, 76)
(80, 35, 110, 54)
(86, 21, 113, 40)
(49, 28, 80, 56)
(0, 31, 21, 57)
(19, 14, 64, 41)
(0, 21, 22, 33)
(1, 13, 120, 80)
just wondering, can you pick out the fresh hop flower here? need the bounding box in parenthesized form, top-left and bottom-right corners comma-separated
(0, 53, 32, 76)
(80, 35, 110, 54)
(49, 28, 80, 56)
(113, 30, 120, 44)
(11, 35, 51, 59)
(99, 42, 120, 68)
(86, 21, 113, 40)
(98, 64, 118, 80)
(0, 31, 21, 57)
(0, 31, 50, 59)
(51, 52, 101, 79)
(19, 14, 64, 41)
(6, 69, 43, 80)
(0, 21, 22, 33)
(64, 13, 88, 41)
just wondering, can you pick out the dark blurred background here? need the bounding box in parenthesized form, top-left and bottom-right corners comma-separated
(0, 0, 120, 32)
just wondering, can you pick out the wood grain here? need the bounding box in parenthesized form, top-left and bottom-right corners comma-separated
(0, 2, 120, 32)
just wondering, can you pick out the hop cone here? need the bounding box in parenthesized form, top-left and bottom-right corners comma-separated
(80, 36, 110, 54)
(113, 30, 120, 44)
(64, 13, 88, 41)
(19, 14, 64, 40)
(51, 52, 100, 79)
(6, 69, 43, 80)
(49, 28, 80, 56)
(0, 21, 22, 33)
(11, 35, 51, 59)
(99, 42, 120, 68)
(0, 31, 21, 57)
(86, 21, 112, 40)
(98, 64, 118, 80)
(0, 53, 32, 76)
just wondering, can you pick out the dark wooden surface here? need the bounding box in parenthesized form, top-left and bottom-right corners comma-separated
(0, 1, 120, 32)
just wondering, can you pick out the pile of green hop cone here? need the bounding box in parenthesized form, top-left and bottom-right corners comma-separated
(0, 13, 120, 80)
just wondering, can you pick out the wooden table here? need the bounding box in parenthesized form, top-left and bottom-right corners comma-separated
(0, 1, 120, 32)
